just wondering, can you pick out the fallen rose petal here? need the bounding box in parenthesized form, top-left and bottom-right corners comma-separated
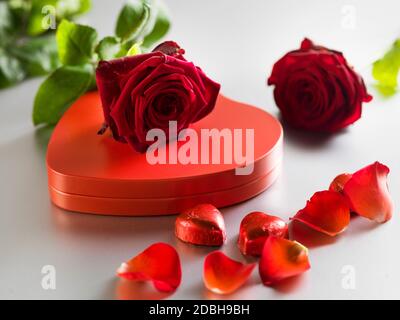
(203, 251, 256, 294)
(175, 204, 226, 246)
(343, 162, 393, 223)
(238, 211, 288, 256)
(117, 243, 181, 292)
(259, 237, 310, 286)
(329, 173, 353, 193)
(291, 191, 351, 236)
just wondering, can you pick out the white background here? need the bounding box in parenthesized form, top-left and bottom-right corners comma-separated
(1, 0, 400, 299)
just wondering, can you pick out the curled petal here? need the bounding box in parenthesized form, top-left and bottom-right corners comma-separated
(152, 41, 186, 60)
(203, 251, 256, 294)
(238, 211, 288, 256)
(292, 191, 351, 236)
(259, 237, 310, 286)
(175, 204, 226, 246)
(329, 173, 353, 193)
(343, 162, 393, 223)
(117, 243, 181, 292)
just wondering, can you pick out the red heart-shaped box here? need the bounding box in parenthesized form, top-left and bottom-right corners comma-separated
(47, 92, 283, 216)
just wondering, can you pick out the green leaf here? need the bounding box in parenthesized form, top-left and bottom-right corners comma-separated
(10, 35, 59, 77)
(116, 0, 151, 41)
(126, 42, 142, 56)
(96, 36, 124, 60)
(0, 50, 25, 88)
(33, 64, 94, 125)
(372, 40, 400, 96)
(56, 19, 98, 65)
(7, 0, 31, 36)
(0, 1, 16, 45)
(57, 0, 92, 18)
(142, 1, 170, 48)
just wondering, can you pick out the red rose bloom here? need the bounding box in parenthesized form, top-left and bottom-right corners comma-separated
(96, 41, 220, 152)
(268, 38, 372, 132)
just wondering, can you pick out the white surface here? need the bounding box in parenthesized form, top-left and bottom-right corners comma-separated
(1, 0, 400, 299)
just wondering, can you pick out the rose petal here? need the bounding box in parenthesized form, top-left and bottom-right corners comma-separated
(259, 237, 310, 286)
(203, 251, 256, 294)
(152, 41, 186, 60)
(291, 191, 351, 236)
(343, 162, 393, 223)
(96, 52, 163, 121)
(175, 204, 226, 246)
(238, 211, 288, 256)
(117, 243, 181, 292)
(329, 173, 353, 193)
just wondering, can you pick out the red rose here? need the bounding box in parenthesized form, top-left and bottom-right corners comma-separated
(96, 41, 220, 152)
(268, 38, 372, 132)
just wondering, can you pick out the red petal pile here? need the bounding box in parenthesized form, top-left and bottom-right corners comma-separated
(341, 162, 393, 223)
(175, 204, 226, 246)
(259, 237, 310, 285)
(292, 162, 393, 238)
(238, 211, 288, 256)
(203, 251, 256, 294)
(117, 243, 182, 292)
(116, 162, 392, 296)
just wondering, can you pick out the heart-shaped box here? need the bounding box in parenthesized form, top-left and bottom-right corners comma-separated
(47, 92, 283, 216)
